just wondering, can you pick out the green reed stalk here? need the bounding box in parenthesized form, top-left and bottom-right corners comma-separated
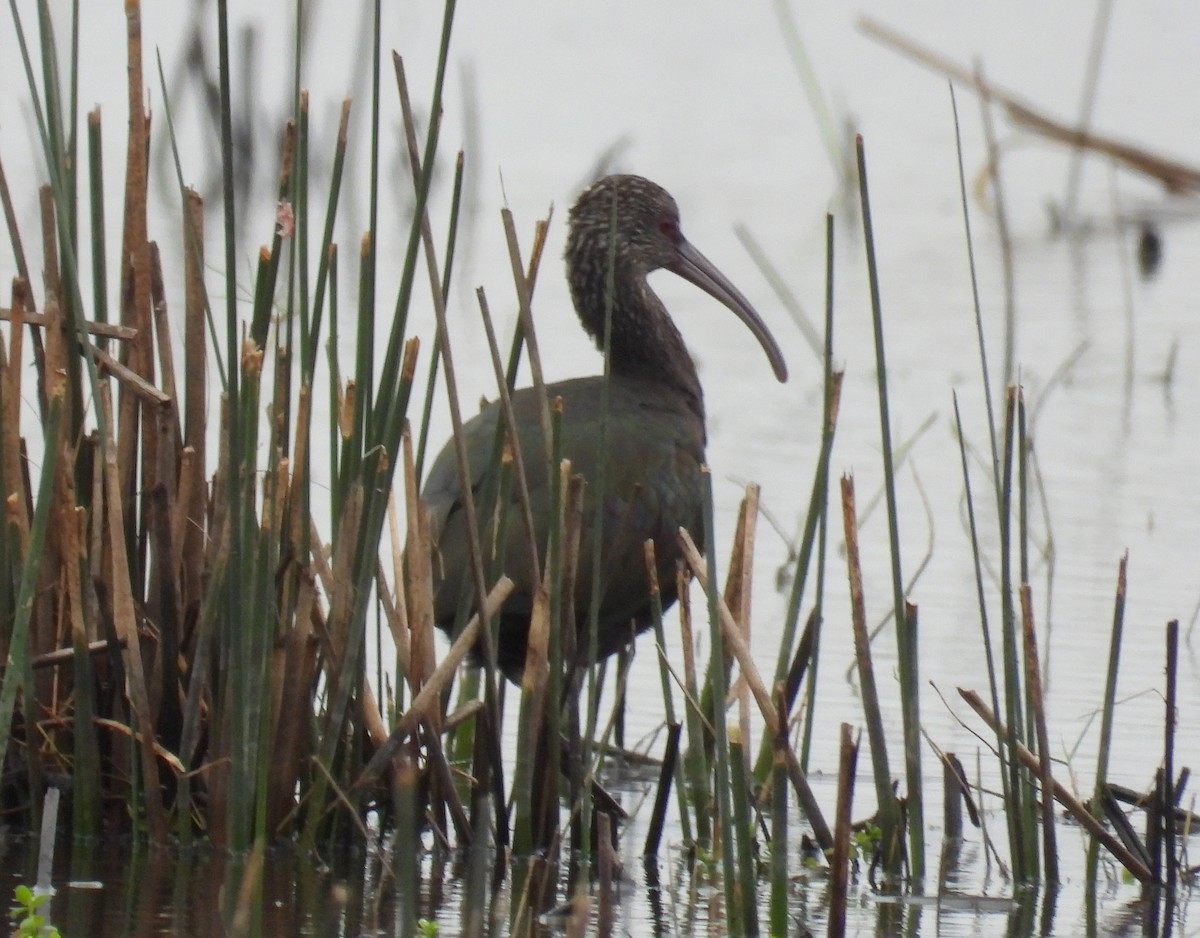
(948, 87, 1002, 512)
(1163, 620, 1179, 924)
(86, 111, 107, 336)
(951, 391, 1008, 776)
(413, 152, 466, 486)
(799, 215, 837, 774)
(643, 721, 683, 858)
(0, 393, 63, 780)
(354, 0, 383, 450)
(1016, 389, 1033, 725)
(997, 389, 1023, 873)
(999, 388, 1038, 879)
(729, 729, 758, 936)
(155, 51, 227, 390)
(305, 0, 459, 845)
(949, 86, 1034, 879)
(575, 178, 623, 880)
(769, 707, 788, 938)
(756, 215, 838, 787)
(213, 0, 252, 855)
(644, 542, 693, 846)
(304, 98, 351, 385)
(697, 470, 740, 934)
(855, 134, 924, 880)
(1086, 553, 1127, 918)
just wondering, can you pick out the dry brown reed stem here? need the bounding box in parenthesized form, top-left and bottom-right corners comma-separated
(678, 527, 833, 851)
(149, 243, 181, 443)
(394, 62, 497, 686)
(60, 507, 90, 665)
(394, 431, 419, 678)
(828, 723, 858, 938)
(475, 286, 542, 587)
(840, 473, 904, 876)
(35, 190, 57, 416)
(956, 688, 1154, 883)
(31, 639, 122, 670)
(3, 281, 27, 531)
(360, 683, 391, 751)
(403, 491, 438, 696)
(351, 575, 516, 791)
(388, 495, 413, 678)
(38, 188, 60, 308)
(99, 382, 168, 842)
(118, 0, 154, 576)
(1020, 584, 1058, 882)
(500, 208, 554, 467)
(596, 811, 615, 938)
(326, 485, 363, 658)
(92, 719, 185, 775)
(403, 427, 441, 695)
(181, 187, 206, 617)
(724, 486, 757, 767)
(0, 308, 135, 339)
(521, 493, 554, 699)
(149, 450, 181, 729)
(172, 445, 196, 587)
(266, 571, 318, 836)
(860, 16, 1200, 194)
(383, 528, 412, 680)
(678, 563, 698, 711)
(285, 386, 312, 544)
(90, 344, 170, 404)
(561, 473, 586, 663)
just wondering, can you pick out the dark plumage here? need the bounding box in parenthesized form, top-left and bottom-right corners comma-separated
(423, 175, 787, 681)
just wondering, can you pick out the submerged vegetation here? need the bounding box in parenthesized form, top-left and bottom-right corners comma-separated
(0, 1, 1195, 936)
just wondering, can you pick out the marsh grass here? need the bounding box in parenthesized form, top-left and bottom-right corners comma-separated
(0, 1, 1194, 935)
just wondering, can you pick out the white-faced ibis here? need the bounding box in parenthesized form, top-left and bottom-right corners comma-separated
(424, 174, 788, 681)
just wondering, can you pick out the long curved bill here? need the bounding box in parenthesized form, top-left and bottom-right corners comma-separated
(668, 239, 789, 382)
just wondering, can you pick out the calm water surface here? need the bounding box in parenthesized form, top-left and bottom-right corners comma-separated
(2, 0, 1199, 934)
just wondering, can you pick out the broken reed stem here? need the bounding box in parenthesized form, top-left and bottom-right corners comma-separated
(642, 721, 682, 858)
(1019, 584, 1058, 883)
(829, 723, 858, 938)
(1163, 619, 1179, 918)
(643, 540, 692, 848)
(837, 475, 900, 874)
(727, 726, 758, 935)
(957, 687, 1153, 883)
(769, 689, 789, 938)
(99, 383, 168, 843)
(352, 575, 515, 792)
(678, 527, 833, 851)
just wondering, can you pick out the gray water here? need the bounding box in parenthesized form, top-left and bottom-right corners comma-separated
(2, 0, 1199, 933)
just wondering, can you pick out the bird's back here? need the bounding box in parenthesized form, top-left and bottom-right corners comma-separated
(423, 374, 706, 677)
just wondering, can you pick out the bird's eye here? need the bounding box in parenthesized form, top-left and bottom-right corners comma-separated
(658, 218, 680, 241)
